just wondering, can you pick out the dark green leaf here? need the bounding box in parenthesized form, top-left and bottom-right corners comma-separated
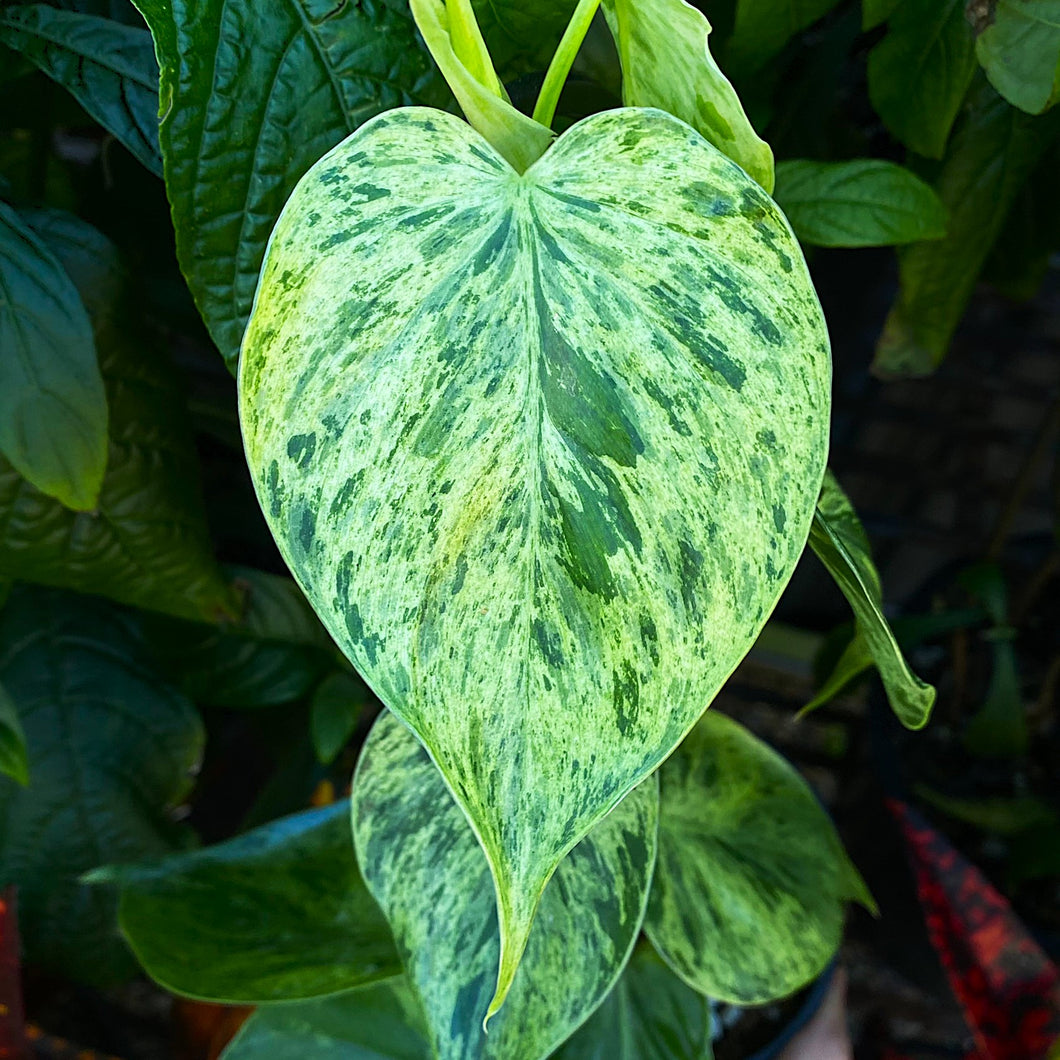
(471, 0, 578, 79)
(726, 0, 844, 75)
(809, 471, 935, 729)
(867, 0, 977, 157)
(143, 568, 337, 709)
(0, 586, 203, 987)
(645, 710, 873, 1004)
(311, 671, 366, 763)
(133, 0, 449, 366)
(0, 201, 107, 511)
(774, 159, 947, 246)
(107, 801, 400, 1003)
(873, 81, 1060, 376)
(862, 0, 903, 30)
(352, 712, 658, 1056)
(914, 787, 1056, 835)
(0, 209, 238, 623)
(0, 5, 161, 175)
(975, 0, 1060, 115)
(0, 680, 28, 787)
(556, 948, 714, 1059)
(221, 979, 430, 1060)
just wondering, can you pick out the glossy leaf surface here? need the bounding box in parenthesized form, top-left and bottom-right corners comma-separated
(109, 801, 399, 1003)
(774, 160, 947, 247)
(867, 0, 977, 158)
(600, 0, 774, 191)
(221, 979, 430, 1060)
(0, 586, 202, 986)
(645, 710, 872, 1003)
(809, 471, 934, 729)
(0, 5, 161, 175)
(133, 0, 449, 366)
(0, 209, 236, 622)
(0, 681, 27, 787)
(874, 81, 1060, 376)
(556, 948, 714, 1059)
(240, 105, 830, 1007)
(0, 202, 106, 512)
(352, 712, 657, 1053)
(976, 0, 1060, 115)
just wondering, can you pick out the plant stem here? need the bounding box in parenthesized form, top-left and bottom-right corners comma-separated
(532, 0, 602, 128)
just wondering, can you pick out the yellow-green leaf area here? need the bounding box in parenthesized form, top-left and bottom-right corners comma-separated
(239, 105, 830, 1012)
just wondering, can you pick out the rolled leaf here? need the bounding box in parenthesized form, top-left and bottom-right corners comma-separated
(0, 5, 161, 175)
(106, 801, 400, 1003)
(600, 0, 774, 191)
(0, 202, 107, 512)
(809, 471, 935, 729)
(132, 0, 450, 366)
(645, 709, 873, 1004)
(774, 159, 947, 247)
(352, 712, 657, 1053)
(0, 586, 202, 986)
(239, 105, 830, 1008)
(975, 0, 1060, 115)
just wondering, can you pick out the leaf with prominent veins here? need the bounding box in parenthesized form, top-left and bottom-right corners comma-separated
(239, 105, 830, 1014)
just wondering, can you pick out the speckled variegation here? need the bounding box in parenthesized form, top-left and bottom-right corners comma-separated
(352, 712, 657, 1058)
(238, 105, 830, 1011)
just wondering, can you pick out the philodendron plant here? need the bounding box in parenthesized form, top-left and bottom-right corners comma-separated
(103, 0, 933, 1055)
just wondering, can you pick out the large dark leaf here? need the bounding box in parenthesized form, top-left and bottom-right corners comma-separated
(107, 801, 400, 1003)
(0, 208, 237, 623)
(0, 5, 162, 174)
(0, 586, 203, 986)
(133, 0, 450, 366)
(874, 81, 1060, 376)
(0, 201, 107, 512)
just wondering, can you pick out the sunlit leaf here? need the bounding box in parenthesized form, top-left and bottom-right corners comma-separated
(645, 709, 873, 1003)
(774, 159, 947, 247)
(0, 5, 161, 174)
(239, 106, 830, 1008)
(0, 202, 106, 511)
(352, 712, 656, 1053)
(809, 471, 935, 729)
(600, 0, 774, 191)
(106, 801, 400, 1003)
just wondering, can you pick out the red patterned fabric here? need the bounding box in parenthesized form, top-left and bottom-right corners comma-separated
(889, 798, 1060, 1059)
(0, 887, 26, 1060)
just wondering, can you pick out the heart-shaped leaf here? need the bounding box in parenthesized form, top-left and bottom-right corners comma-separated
(133, 0, 450, 366)
(106, 801, 400, 1003)
(556, 947, 713, 1059)
(352, 711, 657, 1054)
(645, 709, 872, 1004)
(0, 202, 107, 512)
(0, 5, 162, 175)
(809, 471, 935, 729)
(239, 105, 830, 1007)
(0, 586, 202, 986)
(221, 979, 430, 1060)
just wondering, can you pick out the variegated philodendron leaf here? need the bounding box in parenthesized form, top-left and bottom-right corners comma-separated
(810, 471, 935, 729)
(600, 0, 774, 192)
(239, 105, 830, 1011)
(645, 710, 873, 1004)
(351, 712, 657, 1057)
